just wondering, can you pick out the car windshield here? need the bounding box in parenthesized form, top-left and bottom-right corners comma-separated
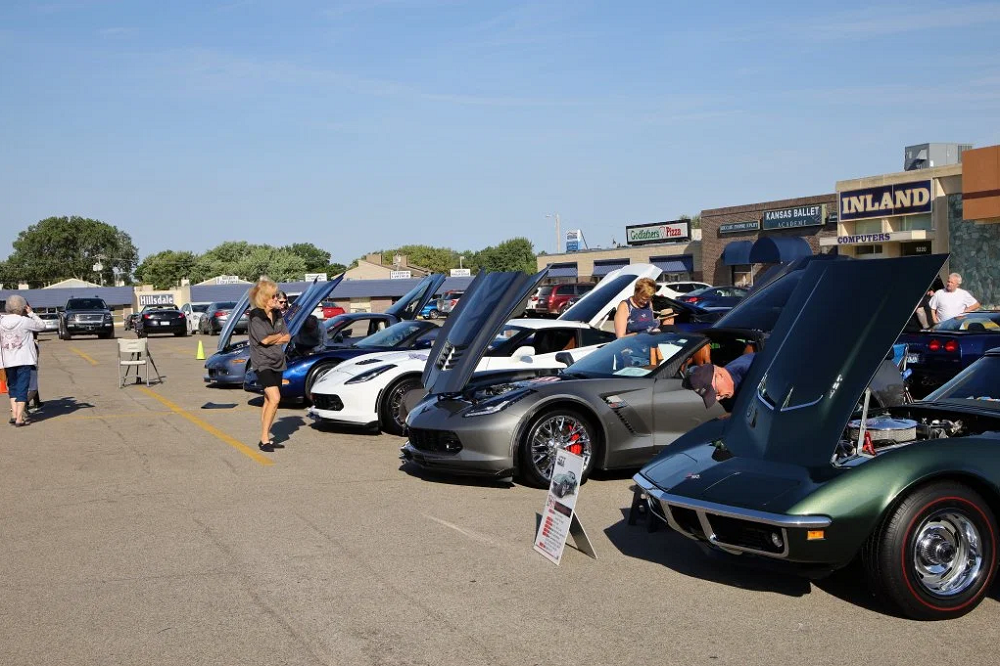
(486, 325, 535, 355)
(67, 299, 108, 310)
(932, 313, 1000, 332)
(560, 274, 634, 323)
(193, 304, 210, 313)
(925, 356, 1000, 405)
(39, 313, 59, 320)
(561, 332, 693, 379)
(214, 302, 237, 309)
(354, 321, 429, 349)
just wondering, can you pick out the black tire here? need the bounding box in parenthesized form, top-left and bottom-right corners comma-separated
(175, 329, 187, 337)
(63, 331, 72, 341)
(862, 481, 998, 620)
(517, 408, 598, 489)
(304, 362, 338, 402)
(379, 376, 423, 436)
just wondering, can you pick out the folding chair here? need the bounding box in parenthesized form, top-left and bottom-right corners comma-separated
(118, 338, 162, 387)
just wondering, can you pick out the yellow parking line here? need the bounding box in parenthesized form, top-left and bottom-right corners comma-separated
(69, 347, 99, 366)
(138, 387, 274, 467)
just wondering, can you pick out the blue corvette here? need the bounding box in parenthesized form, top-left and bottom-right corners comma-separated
(243, 274, 445, 402)
(898, 310, 1000, 396)
(204, 276, 344, 387)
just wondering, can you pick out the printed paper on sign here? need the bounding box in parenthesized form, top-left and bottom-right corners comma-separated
(533, 450, 586, 565)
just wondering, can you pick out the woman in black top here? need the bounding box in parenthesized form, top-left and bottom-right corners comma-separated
(248, 278, 290, 452)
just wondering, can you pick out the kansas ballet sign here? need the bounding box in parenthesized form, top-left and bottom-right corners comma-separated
(839, 180, 932, 222)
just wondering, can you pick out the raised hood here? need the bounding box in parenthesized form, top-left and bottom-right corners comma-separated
(422, 269, 548, 395)
(217, 289, 252, 352)
(558, 263, 661, 328)
(721, 254, 947, 468)
(285, 275, 344, 338)
(385, 274, 447, 321)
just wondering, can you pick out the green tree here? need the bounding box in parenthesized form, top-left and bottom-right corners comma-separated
(283, 243, 332, 272)
(325, 262, 348, 276)
(235, 246, 307, 283)
(4, 216, 138, 287)
(472, 237, 536, 273)
(679, 214, 702, 229)
(135, 250, 198, 289)
(373, 244, 463, 274)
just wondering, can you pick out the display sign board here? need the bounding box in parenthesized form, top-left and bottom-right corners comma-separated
(565, 229, 582, 253)
(762, 205, 825, 231)
(389, 270, 412, 280)
(534, 450, 586, 565)
(625, 220, 690, 245)
(304, 273, 328, 282)
(835, 232, 900, 245)
(450, 268, 471, 277)
(138, 293, 176, 307)
(719, 220, 760, 234)
(839, 180, 932, 222)
(216, 275, 241, 285)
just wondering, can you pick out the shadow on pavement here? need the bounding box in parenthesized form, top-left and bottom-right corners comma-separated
(271, 415, 306, 444)
(309, 420, 382, 437)
(397, 461, 515, 490)
(26, 397, 95, 422)
(603, 510, 813, 598)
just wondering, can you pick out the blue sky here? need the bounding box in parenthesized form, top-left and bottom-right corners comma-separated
(2, 1, 999, 265)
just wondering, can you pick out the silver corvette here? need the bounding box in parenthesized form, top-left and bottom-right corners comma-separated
(401, 257, 845, 487)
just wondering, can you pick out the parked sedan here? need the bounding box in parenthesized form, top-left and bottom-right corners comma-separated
(181, 302, 211, 334)
(37, 313, 60, 332)
(135, 304, 188, 337)
(898, 311, 1000, 397)
(633, 254, 1000, 620)
(199, 301, 247, 335)
(678, 286, 748, 308)
(655, 280, 711, 300)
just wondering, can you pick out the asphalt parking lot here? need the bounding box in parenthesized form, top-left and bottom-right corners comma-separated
(2, 331, 998, 666)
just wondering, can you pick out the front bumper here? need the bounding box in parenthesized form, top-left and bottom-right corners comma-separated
(633, 474, 832, 562)
(309, 386, 378, 426)
(66, 322, 114, 334)
(204, 356, 249, 385)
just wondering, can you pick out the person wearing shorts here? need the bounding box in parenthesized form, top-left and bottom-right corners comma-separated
(247, 278, 290, 452)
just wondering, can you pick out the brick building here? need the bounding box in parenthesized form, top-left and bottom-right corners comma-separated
(700, 194, 838, 287)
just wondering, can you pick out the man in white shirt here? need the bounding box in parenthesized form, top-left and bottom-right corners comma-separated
(929, 273, 980, 324)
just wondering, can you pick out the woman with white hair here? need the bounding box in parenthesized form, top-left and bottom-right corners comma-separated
(0, 294, 46, 426)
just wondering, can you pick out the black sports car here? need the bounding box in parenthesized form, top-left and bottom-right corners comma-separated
(135, 304, 188, 337)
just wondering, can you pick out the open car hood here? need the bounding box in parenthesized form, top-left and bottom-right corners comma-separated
(217, 289, 252, 352)
(558, 263, 661, 328)
(285, 275, 344, 338)
(422, 269, 548, 395)
(385, 274, 447, 321)
(720, 254, 947, 468)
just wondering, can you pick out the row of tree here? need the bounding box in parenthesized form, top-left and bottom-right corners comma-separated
(0, 216, 539, 290)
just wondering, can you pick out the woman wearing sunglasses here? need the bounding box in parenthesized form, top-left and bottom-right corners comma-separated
(248, 278, 291, 452)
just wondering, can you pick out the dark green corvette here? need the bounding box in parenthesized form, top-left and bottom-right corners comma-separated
(634, 254, 1000, 620)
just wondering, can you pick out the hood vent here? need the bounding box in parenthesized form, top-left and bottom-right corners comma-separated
(435, 341, 467, 371)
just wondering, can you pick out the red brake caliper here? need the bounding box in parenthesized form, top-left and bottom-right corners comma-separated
(567, 430, 583, 456)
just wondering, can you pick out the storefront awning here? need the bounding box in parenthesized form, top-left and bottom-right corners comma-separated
(721, 241, 753, 266)
(546, 262, 578, 278)
(592, 259, 630, 276)
(749, 237, 812, 264)
(650, 255, 694, 273)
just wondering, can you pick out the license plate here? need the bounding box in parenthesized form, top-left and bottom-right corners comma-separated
(906, 353, 921, 364)
(158, 321, 169, 326)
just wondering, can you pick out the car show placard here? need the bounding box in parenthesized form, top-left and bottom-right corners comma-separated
(534, 450, 591, 565)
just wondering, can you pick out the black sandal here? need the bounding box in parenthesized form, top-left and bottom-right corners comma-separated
(258, 441, 275, 452)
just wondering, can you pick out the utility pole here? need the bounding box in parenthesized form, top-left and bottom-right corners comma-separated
(546, 213, 562, 253)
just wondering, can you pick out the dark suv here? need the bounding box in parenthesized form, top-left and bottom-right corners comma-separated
(59, 297, 115, 340)
(527, 283, 594, 317)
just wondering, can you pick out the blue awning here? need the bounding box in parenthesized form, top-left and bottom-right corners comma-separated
(721, 241, 753, 266)
(749, 237, 813, 264)
(546, 262, 578, 278)
(592, 259, 629, 276)
(650, 255, 694, 273)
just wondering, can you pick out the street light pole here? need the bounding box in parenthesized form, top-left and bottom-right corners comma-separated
(545, 213, 561, 253)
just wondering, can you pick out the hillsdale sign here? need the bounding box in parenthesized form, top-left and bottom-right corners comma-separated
(626, 220, 690, 245)
(839, 180, 932, 222)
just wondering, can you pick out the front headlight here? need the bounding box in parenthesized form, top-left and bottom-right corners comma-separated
(345, 364, 397, 384)
(464, 389, 534, 417)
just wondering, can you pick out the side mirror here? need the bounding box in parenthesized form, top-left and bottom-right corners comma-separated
(555, 352, 574, 367)
(511, 345, 536, 360)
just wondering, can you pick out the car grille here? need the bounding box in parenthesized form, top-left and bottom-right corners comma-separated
(408, 428, 463, 453)
(75, 314, 105, 322)
(312, 394, 344, 411)
(709, 515, 785, 555)
(671, 507, 705, 539)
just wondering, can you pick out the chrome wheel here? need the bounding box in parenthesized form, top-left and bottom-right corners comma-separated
(912, 510, 984, 597)
(528, 413, 592, 481)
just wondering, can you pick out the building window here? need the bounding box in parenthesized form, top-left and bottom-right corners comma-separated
(854, 219, 882, 235)
(731, 265, 752, 287)
(856, 244, 884, 257)
(897, 214, 932, 232)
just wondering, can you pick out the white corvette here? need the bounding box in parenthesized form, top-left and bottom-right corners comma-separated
(307, 264, 661, 435)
